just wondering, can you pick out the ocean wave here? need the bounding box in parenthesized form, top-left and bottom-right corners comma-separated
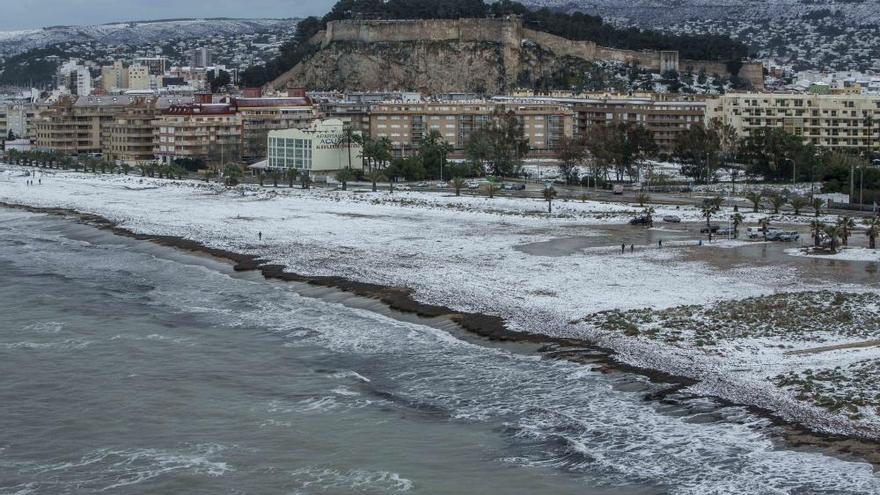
(14, 444, 232, 492)
(289, 467, 414, 494)
(0, 338, 92, 351)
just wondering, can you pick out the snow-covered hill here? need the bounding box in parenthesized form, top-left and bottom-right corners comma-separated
(0, 18, 299, 57)
(530, 0, 880, 26)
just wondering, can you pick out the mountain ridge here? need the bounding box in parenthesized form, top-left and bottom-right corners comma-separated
(0, 18, 300, 57)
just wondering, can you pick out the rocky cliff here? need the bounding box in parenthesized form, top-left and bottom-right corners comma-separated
(272, 39, 604, 94)
(268, 17, 763, 93)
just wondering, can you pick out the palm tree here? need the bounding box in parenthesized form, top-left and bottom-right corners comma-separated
(810, 220, 824, 248)
(256, 168, 264, 186)
(865, 217, 880, 249)
(336, 168, 355, 191)
(270, 169, 281, 187)
(224, 164, 242, 186)
(789, 196, 808, 216)
(301, 171, 312, 190)
(543, 186, 558, 213)
(451, 177, 466, 196)
(823, 224, 841, 253)
(204, 168, 217, 183)
(769, 194, 786, 215)
(286, 168, 299, 188)
(643, 206, 655, 227)
(366, 170, 385, 192)
(837, 216, 855, 246)
(701, 196, 723, 230)
(745, 191, 762, 213)
(485, 182, 501, 199)
(811, 197, 823, 217)
(759, 217, 771, 241)
(339, 126, 361, 171)
(636, 192, 650, 206)
(731, 212, 744, 238)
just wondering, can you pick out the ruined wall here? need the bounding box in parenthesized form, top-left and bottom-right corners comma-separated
(322, 18, 517, 47)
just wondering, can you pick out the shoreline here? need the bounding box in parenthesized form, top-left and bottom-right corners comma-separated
(3, 200, 880, 467)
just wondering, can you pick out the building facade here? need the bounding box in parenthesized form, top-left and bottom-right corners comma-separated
(368, 100, 574, 157)
(0, 103, 37, 139)
(34, 95, 141, 154)
(267, 119, 363, 173)
(154, 100, 242, 165)
(708, 93, 880, 153)
(228, 90, 318, 161)
(571, 97, 706, 153)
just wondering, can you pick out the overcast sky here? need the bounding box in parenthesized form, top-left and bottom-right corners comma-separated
(0, 0, 336, 30)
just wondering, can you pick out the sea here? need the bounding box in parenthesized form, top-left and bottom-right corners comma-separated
(1, 208, 879, 495)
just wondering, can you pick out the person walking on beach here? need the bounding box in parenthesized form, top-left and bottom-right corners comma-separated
(658, 239, 663, 248)
(621, 243, 626, 253)
(630, 244, 634, 253)
(38, 178, 41, 185)
(258, 231, 262, 241)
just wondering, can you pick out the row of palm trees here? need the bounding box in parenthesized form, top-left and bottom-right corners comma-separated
(4, 149, 192, 181)
(744, 191, 823, 216)
(809, 216, 880, 252)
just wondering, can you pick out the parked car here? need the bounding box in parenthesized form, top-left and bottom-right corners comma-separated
(700, 224, 721, 234)
(436, 182, 448, 189)
(746, 227, 781, 239)
(662, 215, 681, 223)
(716, 227, 736, 237)
(630, 216, 652, 225)
(467, 182, 480, 189)
(507, 183, 526, 191)
(770, 231, 800, 242)
(612, 184, 625, 195)
(415, 181, 429, 188)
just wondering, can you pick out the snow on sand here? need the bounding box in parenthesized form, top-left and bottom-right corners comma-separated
(2, 166, 878, 438)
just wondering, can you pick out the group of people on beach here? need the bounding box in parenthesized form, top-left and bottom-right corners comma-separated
(25, 178, 40, 186)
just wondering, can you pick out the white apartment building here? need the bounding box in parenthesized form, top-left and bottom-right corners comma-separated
(708, 93, 880, 153)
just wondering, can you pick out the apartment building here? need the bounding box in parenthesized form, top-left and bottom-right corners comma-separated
(0, 102, 37, 139)
(102, 96, 193, 163)
(127, 65, 151, 91)
(134, 57, 168, 76)
(100, 61, 128, 91)
(226, 89, 318, 161)
(496, 94, 706, 154)
(34, 95, 142, 154)
(317, 100, 372, 134)
(708, 93, 880, 153)
(575, 98, 705, 153)
(369, 100, 574, 157)
(154, 98, 242, 165)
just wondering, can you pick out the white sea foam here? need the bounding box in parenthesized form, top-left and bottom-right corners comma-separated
(289, 467, 414, 493)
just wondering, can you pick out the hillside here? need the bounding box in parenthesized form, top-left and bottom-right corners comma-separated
(532, 0, 880, 71)
(531, 0, 880, 25)
(0, 18, 300, 87)
(267, 17, 762, 94)
(0, 19, 299, 57)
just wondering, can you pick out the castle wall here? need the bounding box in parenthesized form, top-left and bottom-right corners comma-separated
(322, 18, 513, 47)
(312, 18, 765, 90)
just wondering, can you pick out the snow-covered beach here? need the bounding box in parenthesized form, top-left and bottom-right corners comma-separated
(2, 165, 879, 445)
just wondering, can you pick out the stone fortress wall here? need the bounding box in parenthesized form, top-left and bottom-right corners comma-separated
(314, 17, 764, 90)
